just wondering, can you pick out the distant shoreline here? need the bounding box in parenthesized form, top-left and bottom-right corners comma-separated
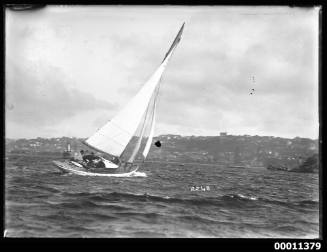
(5, 134, 319, 174)
(5, 134, 319, 141)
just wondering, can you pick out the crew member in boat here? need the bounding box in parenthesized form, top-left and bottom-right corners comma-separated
(111, 156, 120, 165)
(82, 151, 96, 163)
(81, 151, 105, 168)
(72, 151, 83, 161)
(92, 158, 106, 168)
(70, 150, 83, 162)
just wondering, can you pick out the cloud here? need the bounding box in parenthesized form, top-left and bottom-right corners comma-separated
(152, 8, 319, 139)
(6, 60, 117, 128)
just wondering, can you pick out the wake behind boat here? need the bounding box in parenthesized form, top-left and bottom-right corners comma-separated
(53, 23, 185, 176)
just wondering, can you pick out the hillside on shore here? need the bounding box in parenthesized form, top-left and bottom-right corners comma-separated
(6, 134, 319, 173)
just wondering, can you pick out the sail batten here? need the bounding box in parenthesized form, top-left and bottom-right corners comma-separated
(85, 23, 184, 159)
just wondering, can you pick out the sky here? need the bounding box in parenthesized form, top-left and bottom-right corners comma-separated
(5, 6, 320, 139)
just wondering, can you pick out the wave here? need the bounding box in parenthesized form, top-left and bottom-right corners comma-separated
(59, 191, 319, 209)
(222, 194, 318, 208)
(294, 200, 319, 207)
(31, 185, 61, 194)
(223, 193, 258, 201)
(45, 199, 99, 209)
(114, 211, 161, 219)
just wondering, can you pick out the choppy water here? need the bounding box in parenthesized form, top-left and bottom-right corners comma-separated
(5, 154, 319, 238)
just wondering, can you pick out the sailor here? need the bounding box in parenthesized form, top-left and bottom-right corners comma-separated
(111, 156, 120, 165)
(82, 151, 95, 162)
(93, 158, 105, 168)
(82, 151, 105, 168)
(71, 151, 83, 162)
(72, 150, 86, 166)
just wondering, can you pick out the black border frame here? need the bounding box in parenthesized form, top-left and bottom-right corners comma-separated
(1, 1, 325, 251)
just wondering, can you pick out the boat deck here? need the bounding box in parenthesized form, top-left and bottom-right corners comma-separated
(53, 160, 138, 174)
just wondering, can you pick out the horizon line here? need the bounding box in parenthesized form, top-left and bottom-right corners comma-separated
(5, 133, 319, 141)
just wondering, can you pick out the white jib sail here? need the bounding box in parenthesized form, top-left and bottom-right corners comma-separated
(128, 84, 159, 163)
(142, 102, 156, 159)
(85, 23, 184, 158)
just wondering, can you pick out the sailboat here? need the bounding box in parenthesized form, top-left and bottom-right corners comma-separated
(53, 23, 185, 176)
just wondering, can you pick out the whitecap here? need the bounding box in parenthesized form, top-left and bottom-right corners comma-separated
(237, 193, 258, 201)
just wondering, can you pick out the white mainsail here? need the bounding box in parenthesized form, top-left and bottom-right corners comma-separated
(85, 23, 184, 159)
